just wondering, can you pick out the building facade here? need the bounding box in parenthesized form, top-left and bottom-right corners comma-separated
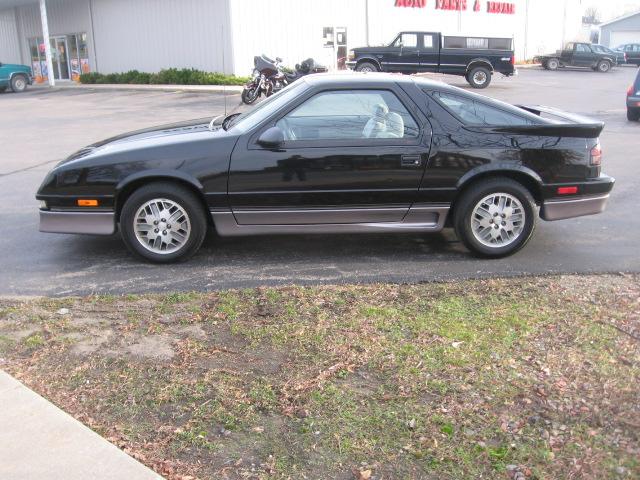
(0, 0, 584, 82)
(599, 11, 640, 47)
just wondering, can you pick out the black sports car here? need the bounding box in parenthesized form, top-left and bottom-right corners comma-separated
(37, 73, 614, 263)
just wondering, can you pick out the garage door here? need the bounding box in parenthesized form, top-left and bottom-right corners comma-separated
(610, 31, 640, 48)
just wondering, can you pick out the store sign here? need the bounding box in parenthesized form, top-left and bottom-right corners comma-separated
(435, 0, 467, 10)
(487, 1, 515, 14)
(394, 0, 427, 7)
(394, 0, 515, 14)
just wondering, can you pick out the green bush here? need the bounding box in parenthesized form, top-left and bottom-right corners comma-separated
(79, 68, 248, 86)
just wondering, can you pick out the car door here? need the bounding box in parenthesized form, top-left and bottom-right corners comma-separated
(0, 63, 9, 86)
(228, 86, 430, 225)
(419, 33, 439, 71)
(573, 44, 595, 66)
(382, 33, 419, 72)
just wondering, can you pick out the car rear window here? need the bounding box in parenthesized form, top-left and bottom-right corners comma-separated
(428, 90, 539, 126)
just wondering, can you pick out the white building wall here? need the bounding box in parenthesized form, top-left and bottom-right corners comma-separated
(229, 0, 584, 75)
(0, 7, 21, 64)
(89, 0, 233, 74)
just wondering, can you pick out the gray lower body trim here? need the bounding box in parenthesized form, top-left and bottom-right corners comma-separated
(540, 194, 609, 221)
(39, 210, 116, 235)
(212, 204, 449, 236)
(234, 206, 408, 225)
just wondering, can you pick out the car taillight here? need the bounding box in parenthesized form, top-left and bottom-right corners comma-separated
(510, 55, 515, 65)
(590, 143, 602, 166)
(628, 84, 635, 96)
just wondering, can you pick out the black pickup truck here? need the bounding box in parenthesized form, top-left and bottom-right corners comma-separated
(345, 31, 516, 88)
(534, 42, 617, 72)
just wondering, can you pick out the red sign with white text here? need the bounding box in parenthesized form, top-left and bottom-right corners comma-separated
(395, 0, 427, 7)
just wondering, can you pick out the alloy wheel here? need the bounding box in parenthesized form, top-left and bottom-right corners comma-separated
(470, 193, 525, 248)
(133, 198, 191, 254)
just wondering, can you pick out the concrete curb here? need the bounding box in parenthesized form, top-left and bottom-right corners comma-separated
(0, 370, 163, 480)
(32, 82, 244, 93)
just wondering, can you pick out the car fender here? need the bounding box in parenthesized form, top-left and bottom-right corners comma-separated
(115, 169, 203, 194)
(356, 56, 382, 70)
(456, 164, 543, 193)
(466, 58, 495, 73)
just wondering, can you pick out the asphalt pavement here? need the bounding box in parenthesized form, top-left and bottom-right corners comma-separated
(1, 67, 638, 296)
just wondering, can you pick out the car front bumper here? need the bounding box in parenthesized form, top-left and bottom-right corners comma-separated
(345, 61, 356, 70)
(39, 210, 116, 235)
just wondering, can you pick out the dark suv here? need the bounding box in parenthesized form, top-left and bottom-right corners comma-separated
(627, 68, 640, 121)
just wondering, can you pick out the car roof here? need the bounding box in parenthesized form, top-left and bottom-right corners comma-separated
(302, 71, 443, 89)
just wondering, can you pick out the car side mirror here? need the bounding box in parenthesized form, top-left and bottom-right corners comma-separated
(257, 126, 285, 148)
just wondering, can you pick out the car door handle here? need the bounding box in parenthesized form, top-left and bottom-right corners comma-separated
(401, 155, 422, 167)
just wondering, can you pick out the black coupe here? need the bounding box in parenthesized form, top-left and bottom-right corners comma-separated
(37, 73, 614, 262)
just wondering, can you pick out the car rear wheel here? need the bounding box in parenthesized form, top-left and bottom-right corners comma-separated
(10, 74, 28, 93)
(356, 61, 379, 73)
(597, 60, 611, 73)
(454, 178, 537, 258)
(628, 108, 640, 121)
(466, 67, 492, 89)
(546, 58, 559, 71)
(120, 182, 207, 263)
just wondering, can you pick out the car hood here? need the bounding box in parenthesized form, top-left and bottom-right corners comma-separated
(2, 63, 30, 71)
(353, 46, 388, 54)
(57, 117, 219, 167)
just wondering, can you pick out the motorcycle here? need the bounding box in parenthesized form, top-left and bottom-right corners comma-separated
(241, 55, 326, 105)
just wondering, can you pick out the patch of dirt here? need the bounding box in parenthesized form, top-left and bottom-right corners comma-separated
(124, 335, 176, 360)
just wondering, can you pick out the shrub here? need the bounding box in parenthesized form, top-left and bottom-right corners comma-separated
(80, 68, 247, 86)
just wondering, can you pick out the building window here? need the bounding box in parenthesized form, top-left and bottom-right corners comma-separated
(28, 33, 90, 83)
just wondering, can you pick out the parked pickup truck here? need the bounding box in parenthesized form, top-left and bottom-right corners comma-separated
(0, 61, 32, 93)
(534, 42, 617, 73)
(345, 31, 516, 89)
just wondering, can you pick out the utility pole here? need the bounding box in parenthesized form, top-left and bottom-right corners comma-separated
(365, 0, 370, 46)
(39, 0, 55, 86)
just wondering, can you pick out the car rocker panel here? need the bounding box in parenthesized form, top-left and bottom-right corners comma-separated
(37, 73, 615, 262)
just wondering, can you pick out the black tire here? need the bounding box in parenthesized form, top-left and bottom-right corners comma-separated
(541, 61, 549, 70)
(466, 66, 492, 89)
(546, 58, 559, 71)
(453, 177, 537, 258)
(627, 108, 640, 121)
(596, 60, 611, 73)
(355, 61, 379, 73)
(10, 74, 28, 93)
(120, 182, 207, 263)
(241, 86, 260, 105)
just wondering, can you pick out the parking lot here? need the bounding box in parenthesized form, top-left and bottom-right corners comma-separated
(1, 66, 639, 296)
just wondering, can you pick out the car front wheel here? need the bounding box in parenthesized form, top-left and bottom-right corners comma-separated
(454, 178, 536, 258)
(10, 74, 28, 93)
(597, 60, 611, 73)
(120, 182, 207, 263)
(355, 61, 379, 73)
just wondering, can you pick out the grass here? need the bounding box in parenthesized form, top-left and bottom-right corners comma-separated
(0, 274, 638, 479)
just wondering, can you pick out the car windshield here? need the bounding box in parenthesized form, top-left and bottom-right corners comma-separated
(227, 82, 307, 133)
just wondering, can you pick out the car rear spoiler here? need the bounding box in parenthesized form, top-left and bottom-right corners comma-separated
(499, 105, 605, 138)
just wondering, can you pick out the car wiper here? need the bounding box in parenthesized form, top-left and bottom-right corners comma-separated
(222, 112, 243, 131)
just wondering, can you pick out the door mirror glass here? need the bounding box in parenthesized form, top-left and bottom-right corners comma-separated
(257, 126, 285, 148)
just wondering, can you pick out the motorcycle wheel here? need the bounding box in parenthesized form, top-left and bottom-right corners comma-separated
(241, 86, 260, 105)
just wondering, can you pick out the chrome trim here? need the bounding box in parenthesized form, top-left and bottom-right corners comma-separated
(233, 206, 409, 225)
(212, 204, 450, 236)
(39, 210, 116, 235)
(540, 194, 609, 221)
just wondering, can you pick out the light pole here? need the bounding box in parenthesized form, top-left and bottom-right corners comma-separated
(39, 0, 55, 86)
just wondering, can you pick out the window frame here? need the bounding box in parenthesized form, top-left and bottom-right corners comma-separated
(425, 89, 541, 127)
(249, 86, 425, 150)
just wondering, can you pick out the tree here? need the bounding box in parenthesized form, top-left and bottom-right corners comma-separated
(583, 6, 601, 25)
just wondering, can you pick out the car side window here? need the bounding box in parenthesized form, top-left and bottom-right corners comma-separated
(431, 91, 535, 126)
(576, 44, 591, 53)
(393, 33, 417, 48)
(422, 34, 435, 50)
(275, 89, 420, 141)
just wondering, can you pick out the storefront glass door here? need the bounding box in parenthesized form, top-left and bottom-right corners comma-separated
(50, 36, 70, 80)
